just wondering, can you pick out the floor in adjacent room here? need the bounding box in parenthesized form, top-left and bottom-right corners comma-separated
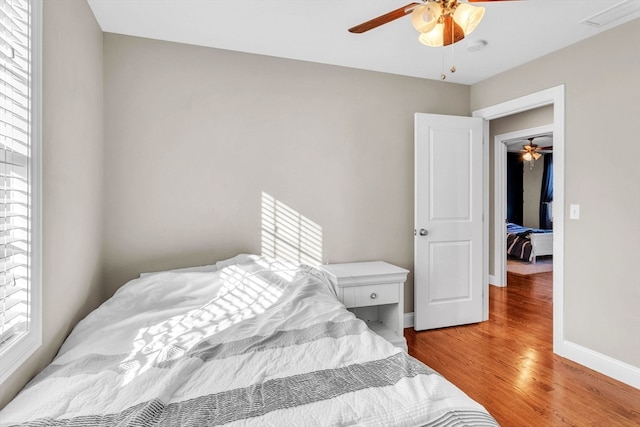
(506, 256, 553, 275)
(405, 271, 640, 426)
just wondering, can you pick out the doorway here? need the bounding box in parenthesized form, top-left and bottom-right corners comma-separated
(473, 85, 565, 355)
(493, 125, 554, 287)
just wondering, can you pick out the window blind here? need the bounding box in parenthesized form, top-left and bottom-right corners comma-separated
(0, 0, 31, 350)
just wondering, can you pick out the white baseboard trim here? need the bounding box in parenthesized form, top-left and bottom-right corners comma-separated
(488, 275, 507, 287)
(404, 312, 414, 329)
(558, 340, 640, 389)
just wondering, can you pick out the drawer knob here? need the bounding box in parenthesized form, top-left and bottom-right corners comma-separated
(370, 292, 377, 299)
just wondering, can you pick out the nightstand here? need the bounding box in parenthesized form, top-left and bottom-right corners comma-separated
(322, 261, 409, 351)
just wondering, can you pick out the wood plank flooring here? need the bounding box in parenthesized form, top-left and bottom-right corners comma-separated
(405, 272, 640, 426)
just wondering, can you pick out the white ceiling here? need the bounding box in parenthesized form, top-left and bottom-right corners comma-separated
(87, 0, 640, 85)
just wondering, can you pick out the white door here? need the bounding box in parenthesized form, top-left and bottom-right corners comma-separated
(414, 113, 484, 330)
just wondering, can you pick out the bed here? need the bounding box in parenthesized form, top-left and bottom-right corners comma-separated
(506, 223, 553, 263)
(0, 254, 498, 426)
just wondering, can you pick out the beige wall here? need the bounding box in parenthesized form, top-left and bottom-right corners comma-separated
(522, 157, 544, 229)
(0, 0, 105, 407)
(472, 19, 640, 368)
(102, 34, 471, 311)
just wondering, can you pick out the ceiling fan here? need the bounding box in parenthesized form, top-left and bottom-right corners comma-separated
(349, 0, 511, 47)
(521, 137, 552, 162)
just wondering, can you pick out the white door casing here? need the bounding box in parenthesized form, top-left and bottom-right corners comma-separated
(414, 113, 484, 330)
(472, 85, 565, 352)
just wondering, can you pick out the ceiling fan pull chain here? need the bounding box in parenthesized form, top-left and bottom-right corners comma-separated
(441, 46, 446, 80)
(450, 35, 456, 74)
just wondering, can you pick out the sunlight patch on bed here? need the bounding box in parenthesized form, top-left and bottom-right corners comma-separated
(261, 192, 322, 268)
(252, 254, 299, 282)
(119, 263, 285, 386)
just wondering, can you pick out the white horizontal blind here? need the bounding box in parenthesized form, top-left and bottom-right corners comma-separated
(0, 0, 31, 351)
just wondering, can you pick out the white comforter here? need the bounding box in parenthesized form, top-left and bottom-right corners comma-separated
(1, 255, 498, 426)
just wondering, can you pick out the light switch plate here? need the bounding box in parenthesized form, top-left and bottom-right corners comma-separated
(569, 204, 580, 220)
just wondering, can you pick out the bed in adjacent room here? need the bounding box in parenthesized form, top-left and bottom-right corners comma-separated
(506, 222, 553, 263)
(0, 254, 498, 426)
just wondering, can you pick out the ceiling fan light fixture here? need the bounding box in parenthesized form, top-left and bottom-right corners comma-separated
(411, 2, 442, 33)
(522, 152, 533, 162)
(418, 22, 445, 47)
(452, 3, 485, 36)
(533, 152, 542, 161)
(417, 2, 484, 47)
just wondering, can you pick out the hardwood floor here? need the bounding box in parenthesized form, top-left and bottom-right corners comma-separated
(405, 272, 640, 426)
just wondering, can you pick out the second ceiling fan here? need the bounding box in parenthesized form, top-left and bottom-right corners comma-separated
(349, 0, 511, 47)
(521, 137, 553, 168)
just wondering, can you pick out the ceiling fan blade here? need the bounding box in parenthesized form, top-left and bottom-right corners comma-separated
(539, 146, 553, 150)
(349, 3, 420, 33)
(443, 15, 465, 46)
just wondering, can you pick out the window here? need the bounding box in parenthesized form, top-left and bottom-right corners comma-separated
(0, 0, 41, 384)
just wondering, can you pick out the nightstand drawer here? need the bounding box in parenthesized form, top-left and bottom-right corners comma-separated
(342, 283, 398, 308)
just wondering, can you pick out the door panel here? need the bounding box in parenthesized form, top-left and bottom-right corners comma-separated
(429, 241, 471, 302)
(414, 113, 484, 330)
(430, 128, 472, 220)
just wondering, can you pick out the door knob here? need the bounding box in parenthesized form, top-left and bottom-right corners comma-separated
(419, 228, 429, 236)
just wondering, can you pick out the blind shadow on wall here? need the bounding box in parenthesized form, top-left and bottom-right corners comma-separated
(260, 192, 322, 266)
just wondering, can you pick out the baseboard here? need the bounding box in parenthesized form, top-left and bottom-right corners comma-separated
(559, 340, 640, 389)
(404, 312, 414, 329)
(489, 274, 507, 287)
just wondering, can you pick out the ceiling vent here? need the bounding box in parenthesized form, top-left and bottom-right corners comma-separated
(580, 0, 640, 27)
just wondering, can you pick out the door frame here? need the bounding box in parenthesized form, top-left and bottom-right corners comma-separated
(473, 85, 565, 354)
(492, 124, 554, 288)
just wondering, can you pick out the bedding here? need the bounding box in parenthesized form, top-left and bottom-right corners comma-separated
(0, 255, 498, 426)
(506, 222, 552, 262)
